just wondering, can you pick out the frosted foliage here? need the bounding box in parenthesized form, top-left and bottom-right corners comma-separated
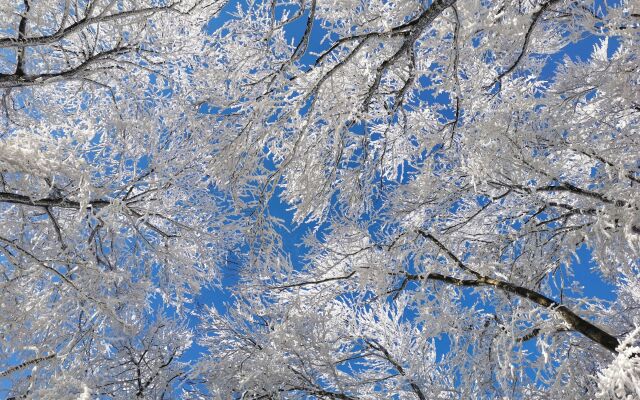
(197, 0, 640, 398)
(199, 293, 453, 399)
(0, 0, 232, 398)
(598, 328, 640, 400)
(1, 0, 639, 398)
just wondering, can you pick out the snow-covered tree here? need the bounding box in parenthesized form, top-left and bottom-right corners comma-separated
(1, 0, 639, 398)
(0, 1, 231, 398)
(198, 0, 640, 398)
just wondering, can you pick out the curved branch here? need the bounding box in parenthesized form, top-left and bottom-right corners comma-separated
(489, 0, 561, 87)
(416, 230, 620, 353)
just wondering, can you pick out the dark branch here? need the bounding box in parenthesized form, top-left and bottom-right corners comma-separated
(0, 191, 110, 209)
(489, 0, 561, 87)
(270, 271, 356, 289)
(416, 230, 620, 353)
(365, 339, 426, 400)
(0, 353, 56, 378)
(15, 0, 30, 76)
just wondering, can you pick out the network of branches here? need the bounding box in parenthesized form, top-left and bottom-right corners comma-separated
(0, 0, 638, 398)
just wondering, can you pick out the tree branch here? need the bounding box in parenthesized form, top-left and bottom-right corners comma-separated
(0, 353, 56, 378)
(365, 339, 426, 400)
(489, 0, 561, 87)
(0, 191, 110, 209)
(416, 230, 620, 353)
(270, 271, 356, 289)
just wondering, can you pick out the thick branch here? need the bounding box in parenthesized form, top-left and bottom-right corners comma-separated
(416, 230, 620, 353)
(362, 0, 456, 110)
(15, 0, 30, 76)
(0, 45, 136, 89)
(487, 181, 640, 233)
(291, 0, 317, 63)
(423, 271, 620, 352)
(0, 191, 110, 209)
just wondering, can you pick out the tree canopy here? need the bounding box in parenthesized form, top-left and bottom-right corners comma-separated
(0, 0, 638, 398)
